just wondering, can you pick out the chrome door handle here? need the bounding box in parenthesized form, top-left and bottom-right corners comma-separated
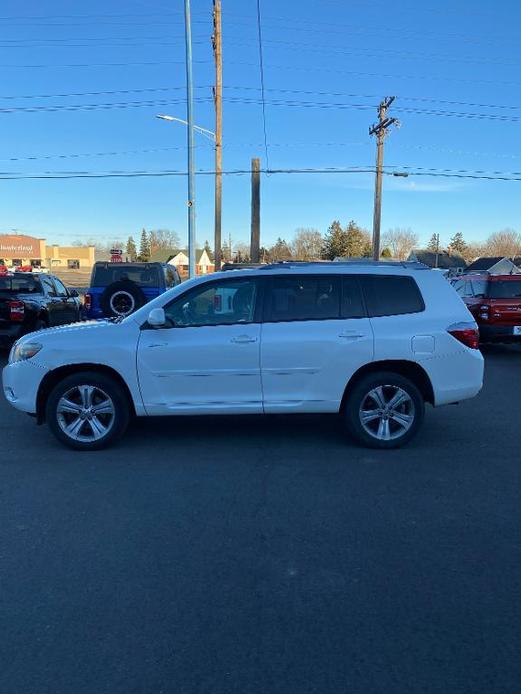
(231, 335, 257, 344)
(338, 331, 364, 339)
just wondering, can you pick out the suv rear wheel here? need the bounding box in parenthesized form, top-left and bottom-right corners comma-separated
(46, 371, 130, 450)
(345, 371, 424, 449)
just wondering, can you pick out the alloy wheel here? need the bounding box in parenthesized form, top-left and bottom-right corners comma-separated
(359, 385, 415, 442)
(57, 385, 115, 443)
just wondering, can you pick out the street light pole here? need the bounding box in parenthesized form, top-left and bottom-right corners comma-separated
(184, 0, 196, 278)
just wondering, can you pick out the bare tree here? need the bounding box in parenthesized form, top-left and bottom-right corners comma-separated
(484, 229, 521, 257)
(463, 241, 485, 263)
(382, 228, 419, 260)
(149, 229, 181, 255)
(291, 228, 323, 260)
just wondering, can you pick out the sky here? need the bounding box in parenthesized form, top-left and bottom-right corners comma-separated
(0, 0, 520, 250)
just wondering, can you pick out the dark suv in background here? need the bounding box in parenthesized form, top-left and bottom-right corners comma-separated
(0, 272, 81, 347)
(84, 262, 181, 319)
(452, 273, 521, 343)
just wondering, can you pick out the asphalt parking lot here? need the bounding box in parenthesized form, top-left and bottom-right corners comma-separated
(1, 347, 521, 694)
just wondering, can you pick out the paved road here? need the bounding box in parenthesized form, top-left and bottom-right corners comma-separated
(1, 347, 521, 694)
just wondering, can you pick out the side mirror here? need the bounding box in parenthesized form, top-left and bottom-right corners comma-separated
(68, 289, 79, 297)
(148, 307, 166, 328)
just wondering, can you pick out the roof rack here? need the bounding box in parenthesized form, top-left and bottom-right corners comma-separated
(257, 260, 429, 270)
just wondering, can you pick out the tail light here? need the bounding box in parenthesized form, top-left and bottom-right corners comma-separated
(84, 293, 92, 311)
(448, 322, 480, 349)
(8, 300, 25, 322)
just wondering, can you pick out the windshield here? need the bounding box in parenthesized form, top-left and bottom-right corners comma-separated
(92, 265, 162, 287)
(0, 276, 41, 293)
(488, 280, 521, 299)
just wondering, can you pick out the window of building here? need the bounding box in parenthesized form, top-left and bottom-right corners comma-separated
(265, 276, 341, 322)
(360, 275, 425, 317)
(30, 259, 42, 268)
(67, 259, 80, 269)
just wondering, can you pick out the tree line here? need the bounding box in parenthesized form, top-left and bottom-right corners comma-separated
(76, 224, 521, 265)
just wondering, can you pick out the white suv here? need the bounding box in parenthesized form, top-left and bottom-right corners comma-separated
(2, 262, 483, 451)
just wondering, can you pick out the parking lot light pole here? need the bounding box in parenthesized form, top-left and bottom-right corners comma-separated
(156, 112, 216, 278)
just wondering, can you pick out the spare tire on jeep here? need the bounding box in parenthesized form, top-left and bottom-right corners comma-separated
(99, 280, 146, 318)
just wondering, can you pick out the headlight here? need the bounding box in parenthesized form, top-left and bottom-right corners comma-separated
(10, 342, 43, 363)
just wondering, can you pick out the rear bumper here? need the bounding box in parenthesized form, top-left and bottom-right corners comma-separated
(479, 325, 521, 342)
(421, 348, 484, 407)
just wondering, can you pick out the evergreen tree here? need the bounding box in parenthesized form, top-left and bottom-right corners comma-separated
(138, 228, 151, 261)
(203, 239, 214, 262)
(380, 247, 392, 258)
(125, 236, 137, 261)
(345, 220, 370, 257)
(321, 220, 347, 260)
(448, 231, 467, 255)
(426, 233, 440, 252)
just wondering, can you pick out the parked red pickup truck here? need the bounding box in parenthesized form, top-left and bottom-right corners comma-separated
(452, 273, 521, 343)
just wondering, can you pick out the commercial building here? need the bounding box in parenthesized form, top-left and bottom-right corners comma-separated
(0, 234, 95, 270)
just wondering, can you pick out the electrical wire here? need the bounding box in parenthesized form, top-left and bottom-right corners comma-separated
(1, 167, 521, 182)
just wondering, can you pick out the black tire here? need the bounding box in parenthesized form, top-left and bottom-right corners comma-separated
(46, 371, 130, 451)
(99, 280, 146, 318)
(344, 371, 425, 449)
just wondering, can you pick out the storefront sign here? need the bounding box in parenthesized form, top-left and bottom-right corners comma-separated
(0, 235, 41, 259)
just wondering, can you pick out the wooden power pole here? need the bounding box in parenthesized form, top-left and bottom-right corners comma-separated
(369, 96, 398, 260)
(212, 0, 223, 270)
(250, 157, 261, 262)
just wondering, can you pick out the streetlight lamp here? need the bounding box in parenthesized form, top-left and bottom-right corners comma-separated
(156, 114, 216, 279)
(156, 115, 215, 142)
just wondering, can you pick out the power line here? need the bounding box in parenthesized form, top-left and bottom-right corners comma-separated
(1, 166, 521, 181)
(2, 84, 521, 114)
(0, 59, 212, 69)
(255, 0, 269, 167)
(2, 94, 519, 124)
(0, 97, 214, 114)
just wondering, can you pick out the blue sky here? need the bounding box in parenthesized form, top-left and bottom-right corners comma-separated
(0, 0, 520, 249)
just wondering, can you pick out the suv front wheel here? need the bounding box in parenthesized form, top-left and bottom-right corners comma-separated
(345, 371, 425, 449)
(46, 371, 130, 450)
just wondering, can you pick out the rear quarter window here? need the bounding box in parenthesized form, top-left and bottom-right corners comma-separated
(360, 275, 425, 317)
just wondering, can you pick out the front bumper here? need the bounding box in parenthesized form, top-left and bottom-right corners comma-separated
(2, 359, 49, 414)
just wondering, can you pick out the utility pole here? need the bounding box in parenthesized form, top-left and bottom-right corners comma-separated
(212, 0, 223, 271)
(434, 233, 440, 268)
(184, 0, 196, 278)
(250, 157, 261, 262)
(369, 96, 399, 261)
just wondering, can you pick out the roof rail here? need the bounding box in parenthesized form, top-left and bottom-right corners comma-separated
(257, 260, 429, 270)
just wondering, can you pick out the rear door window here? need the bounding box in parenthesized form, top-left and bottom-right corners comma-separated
(92, 265, 161, 287)
(360, 275, 425, 317)
(488, 280, 521, 299)
(265, 276, 341, 322)
(341, 277, 366, 318)
(471, 279, 488, 298)
(40, 276, 57, 297)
